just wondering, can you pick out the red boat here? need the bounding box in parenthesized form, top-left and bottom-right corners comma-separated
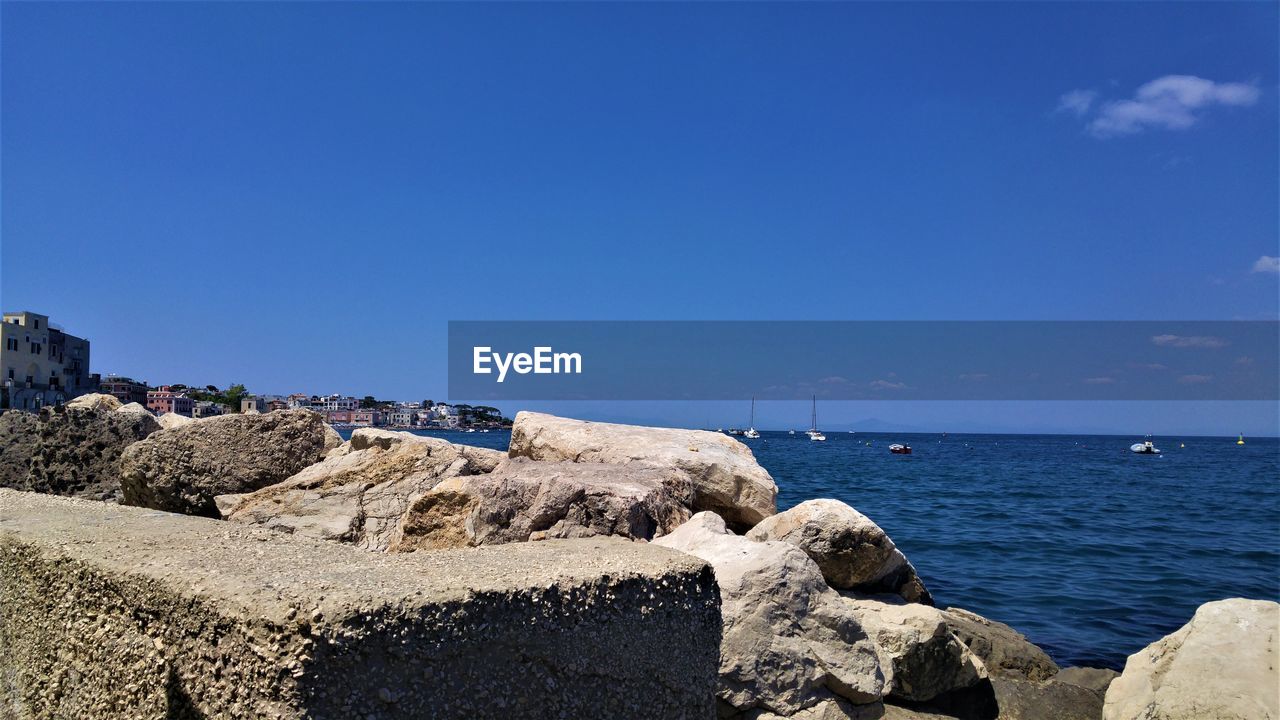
(889, 444, 912, 455)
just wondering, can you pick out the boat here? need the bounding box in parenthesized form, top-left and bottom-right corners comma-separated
(726, 428, 743, 437)
(789, 429, 796, 435)
(1130, 438, 1161, 454)
(806, 396, 826, 441)
(889, 443, 912, 455)
(743, 398, 760, 439)
(1237, 433, 1245, 446)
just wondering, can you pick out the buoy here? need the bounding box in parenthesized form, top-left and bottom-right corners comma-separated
(1180, 443, 1185, 448)
(1237, 433, 1245, 446)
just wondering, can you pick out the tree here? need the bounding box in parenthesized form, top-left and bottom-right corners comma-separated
(361, 395, 378, 409)
(224, 384, 248, 411)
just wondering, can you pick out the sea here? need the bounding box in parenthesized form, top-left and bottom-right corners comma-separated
(343, 427, 1279, 670)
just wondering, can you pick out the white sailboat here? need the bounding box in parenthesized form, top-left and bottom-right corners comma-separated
(744, 397, 760, 439)
(806, 396, 826, 441)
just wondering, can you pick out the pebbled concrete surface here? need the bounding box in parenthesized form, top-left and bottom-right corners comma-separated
(0, 489, 720, 719)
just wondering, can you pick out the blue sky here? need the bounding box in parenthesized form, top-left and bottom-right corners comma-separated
(2, 2, 1277, 434)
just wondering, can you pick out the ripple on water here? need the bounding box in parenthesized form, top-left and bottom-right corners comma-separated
(756, 431, 1279, 669)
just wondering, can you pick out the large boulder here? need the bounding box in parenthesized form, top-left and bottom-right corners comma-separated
(155, 411, 193, 430)
(0, 411, 40, 491)
(321, 423, 343, 456)
(64, 393, 122, 412)
(392, 457, 693, 551)
(509, 412, 777, 531)
(654, 511, 884, 717)
(12, 405, 161, 502)
(978, 667, 1117, 720)
(120, 409, 330, 517)
(840, 598, 986, 704)
(747, 499, 932, 604)
(1103, 598, 1279, 720)
(941, 607, 1058, 682)
(221, 428, 502, 551)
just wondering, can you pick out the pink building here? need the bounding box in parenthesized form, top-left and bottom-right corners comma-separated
(326, 410, 353, 424)
(146, 386, 193, 416)
(351, 409, 383, 426)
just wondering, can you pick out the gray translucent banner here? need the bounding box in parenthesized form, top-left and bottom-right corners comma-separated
(447, 321, 1278, 401)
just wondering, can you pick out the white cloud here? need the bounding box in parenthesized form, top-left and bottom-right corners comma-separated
(1072, 75, 1260, 138)
(1151, 334, 1227, 349)
(1083, 377, 1116, 385)
(1056, 89, 1098, 117)
(1177, 374, 1214, 385)
(868, 379, 907, 390)
(1252, 255, 1280, 274)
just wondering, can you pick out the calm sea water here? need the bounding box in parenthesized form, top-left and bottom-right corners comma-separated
(347, 427, 1279, 670)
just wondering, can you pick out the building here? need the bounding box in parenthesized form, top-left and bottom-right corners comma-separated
(193, 400, 225, 418)
(351, 409, 383, 427)
(313, 394, 359, 412)
(326, 410, 354, 424)
(241, 396, 268, 413)
(267, 399, 288, 412)
(1, 311, 95, 410)
(147, 387, 194, 417)
(387, 407, 416, 427)
(99, 375, 149, 406)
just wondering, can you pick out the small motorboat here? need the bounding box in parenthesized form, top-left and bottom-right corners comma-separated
(1130, 439, 1160, 454)
(789, 430, 796, 435)
(889, 444, 912, 455)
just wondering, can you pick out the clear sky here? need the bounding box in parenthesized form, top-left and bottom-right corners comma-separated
(2, 2, 1277, 434)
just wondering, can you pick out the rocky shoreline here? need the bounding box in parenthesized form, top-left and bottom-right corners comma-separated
(1, 396, 1276, 719)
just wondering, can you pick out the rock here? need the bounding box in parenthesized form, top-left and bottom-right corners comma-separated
(1, 489, 721, 719)
(747, 499, 932, 604)
(654, 511, 884, 716)
(746, 695, 886, 719)
(1054, 666, 1118, 695)
(1103, 598, 1279, 720)
(120, 409, 330, 517)
(941, 607, 1058, 682)
(322, 423, 343, 455)
(14, 405, 161, 501)
(392, 457, 693, 551)
(116, 402, 152, 416)
(841, 598, 986, 704)
(509, 411, 777, 530)
(989, 675, 1107, 720)
(0, 411, 40, 491)
(223, 429, 500, 551)
(64, 393, 122, 412)
(155, 412, 193, 430)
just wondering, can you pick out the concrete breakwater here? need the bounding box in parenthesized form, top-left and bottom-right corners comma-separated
(0, 397, 1276, 719)
(0, 491, 720, 719)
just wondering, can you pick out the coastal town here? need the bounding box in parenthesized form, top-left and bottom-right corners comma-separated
(0, 310, 509, 429)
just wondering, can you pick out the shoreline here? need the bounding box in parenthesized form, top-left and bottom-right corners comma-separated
(1, 399, 1275, 718)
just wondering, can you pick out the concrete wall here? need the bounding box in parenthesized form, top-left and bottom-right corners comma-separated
(0, 490, 720, 719)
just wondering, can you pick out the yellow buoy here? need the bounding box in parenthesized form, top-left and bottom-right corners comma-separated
(1237, 433, 1245, 446)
